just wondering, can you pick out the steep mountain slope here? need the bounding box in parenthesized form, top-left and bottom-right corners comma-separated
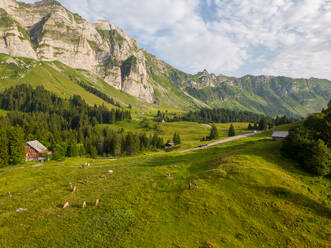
(0, 0, 330, 116)
(0, 53, 147, 109)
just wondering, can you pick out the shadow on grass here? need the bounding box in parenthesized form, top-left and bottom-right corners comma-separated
(252, 185, 331, 218)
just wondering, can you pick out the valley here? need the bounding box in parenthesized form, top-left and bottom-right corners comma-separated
(0, 0, 330, 247)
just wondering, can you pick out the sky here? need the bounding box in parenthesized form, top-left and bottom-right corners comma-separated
(23, 0, 331, 80)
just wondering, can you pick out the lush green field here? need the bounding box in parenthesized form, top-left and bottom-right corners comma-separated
(0, 131, 329, 247)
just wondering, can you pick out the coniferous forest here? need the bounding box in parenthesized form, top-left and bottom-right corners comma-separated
(156, 108, 296, 128)
(0, 85, 164, 167)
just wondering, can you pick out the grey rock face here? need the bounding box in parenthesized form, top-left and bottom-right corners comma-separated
(0, 0, 154, 103)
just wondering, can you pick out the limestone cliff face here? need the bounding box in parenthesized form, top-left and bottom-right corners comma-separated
(0, 0, 154, 103)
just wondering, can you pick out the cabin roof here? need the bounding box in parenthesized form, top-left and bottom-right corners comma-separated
(272, 131, 289, 138)
(26, 140, 48, 153)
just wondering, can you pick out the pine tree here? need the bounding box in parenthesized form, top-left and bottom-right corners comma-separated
(52, 144, 66, 161)
(253, 123, 258, 130)
(248, 123, 253, 130)
(89, 146, 98, 159)
(209, 125, 219, 140)
(176, 133, 181, 144)
(0, 128, 9, 167)
(258, 118, 268, 130)
(228, 124, 236, 137)
(79, 144, 86, 157)
(173, 133, 181, 144)
(112, 133, 122, 156)
(304, 139, 330, 176)
(125, 132, 135, 155)
(7, 126, 25, 165)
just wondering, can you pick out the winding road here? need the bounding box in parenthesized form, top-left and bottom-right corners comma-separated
(180, 132, 259, 153)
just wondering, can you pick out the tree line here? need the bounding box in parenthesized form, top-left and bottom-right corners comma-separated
(282, 100, 331, 176)
(0, 84, 131, 125)
(156, 108, 296, 127)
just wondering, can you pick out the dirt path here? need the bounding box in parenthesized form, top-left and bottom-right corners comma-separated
(180, 132, 259, 153)
(201, 124, 212, 128)
(5, 163, 43, 171)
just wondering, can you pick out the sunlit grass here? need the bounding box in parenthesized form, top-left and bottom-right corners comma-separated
(0, 131, 329, 247)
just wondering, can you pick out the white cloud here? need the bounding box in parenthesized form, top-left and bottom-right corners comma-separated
(22, 0, 331, 79)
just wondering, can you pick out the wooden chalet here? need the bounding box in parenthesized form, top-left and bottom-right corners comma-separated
(25, 140, 51, 161)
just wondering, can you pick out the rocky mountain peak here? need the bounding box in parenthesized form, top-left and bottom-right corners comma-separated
(34, 0, 61, 6)
(0, 0, 154, 103)
(201, 69, 209, 75)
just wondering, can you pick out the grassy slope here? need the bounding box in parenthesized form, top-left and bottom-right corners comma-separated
(99, 121, 251, 150)
(0, 131, 329, 247)
(0, 53, 150, 110)
(144, 51, 208, 111)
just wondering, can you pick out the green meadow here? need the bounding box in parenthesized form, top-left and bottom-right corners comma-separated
(100, 120, 251, 150)
(0, 129, 329, 247)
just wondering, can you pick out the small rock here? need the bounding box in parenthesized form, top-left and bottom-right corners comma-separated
(63, 202, 69, 209)
(68, 182, 72, 188)
(16, 208, 27, 212)
(84, 179, 88, 184)
(72, 186, 77, 193)
(8, 192, 11, 198)
(95, 199, 99, 206)
(82, 201, 86, 208)
(87, 163, 90, 167)
(108, 170, 113, 174)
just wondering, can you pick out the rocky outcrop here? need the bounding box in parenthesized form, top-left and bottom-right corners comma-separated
(0, 0, 154, 102)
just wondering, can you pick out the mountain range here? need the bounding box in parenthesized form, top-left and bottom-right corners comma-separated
(0, 0, 330, 117)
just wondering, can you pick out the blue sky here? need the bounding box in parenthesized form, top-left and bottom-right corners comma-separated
(23, 0, 331, 79)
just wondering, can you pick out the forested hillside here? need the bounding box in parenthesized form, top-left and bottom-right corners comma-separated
(0, 85, 164, 167)
(283, 100, 331, 175)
